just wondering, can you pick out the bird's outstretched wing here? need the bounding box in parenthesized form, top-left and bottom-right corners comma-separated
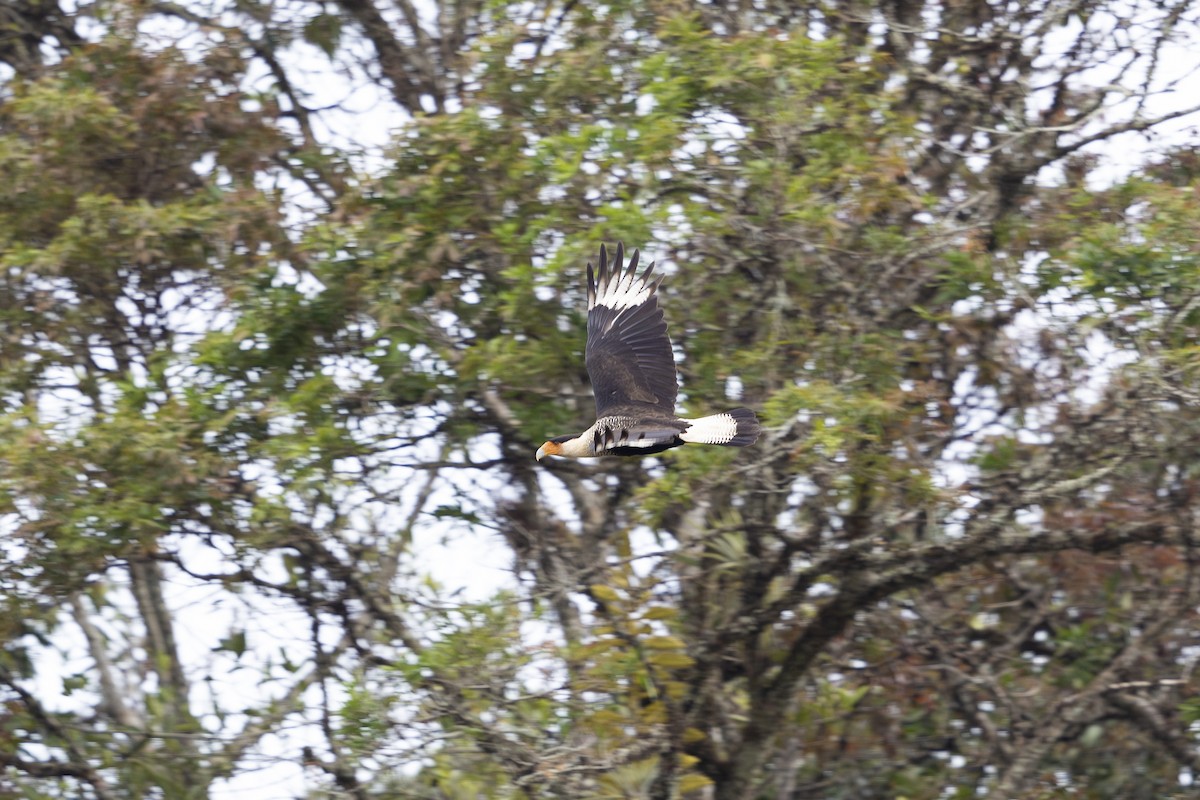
(585, 243, 678, 418)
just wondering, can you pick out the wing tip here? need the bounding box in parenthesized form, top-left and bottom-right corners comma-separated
(590, 241, 659, 310)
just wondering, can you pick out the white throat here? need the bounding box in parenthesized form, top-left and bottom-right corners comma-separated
(558, 433, 596, 458)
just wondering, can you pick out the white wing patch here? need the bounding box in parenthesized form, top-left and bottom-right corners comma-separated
(592, 261, 652, 312)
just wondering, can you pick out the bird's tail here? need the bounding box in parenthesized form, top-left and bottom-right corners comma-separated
(680, 407, 761, 447)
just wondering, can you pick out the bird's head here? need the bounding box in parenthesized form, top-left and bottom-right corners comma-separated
(536, 435, 578, 461)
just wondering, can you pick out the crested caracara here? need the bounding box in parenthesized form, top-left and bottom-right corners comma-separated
(536, 243, 760, 461)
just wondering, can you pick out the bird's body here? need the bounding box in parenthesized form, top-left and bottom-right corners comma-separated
(536, 243, 760, 461)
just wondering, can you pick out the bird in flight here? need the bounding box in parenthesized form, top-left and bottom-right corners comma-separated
(536, 243, 760, 461)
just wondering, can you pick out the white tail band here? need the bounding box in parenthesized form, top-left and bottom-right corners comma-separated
(679, 413, 740, 445)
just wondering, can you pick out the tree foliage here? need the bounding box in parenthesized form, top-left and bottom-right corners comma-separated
(2, 1, 1200, 798)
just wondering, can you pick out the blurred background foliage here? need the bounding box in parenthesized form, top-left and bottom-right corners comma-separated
(2, 0, 1200, 798)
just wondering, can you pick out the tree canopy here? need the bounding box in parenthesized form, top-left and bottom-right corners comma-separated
(3, 1, 1200, 798)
